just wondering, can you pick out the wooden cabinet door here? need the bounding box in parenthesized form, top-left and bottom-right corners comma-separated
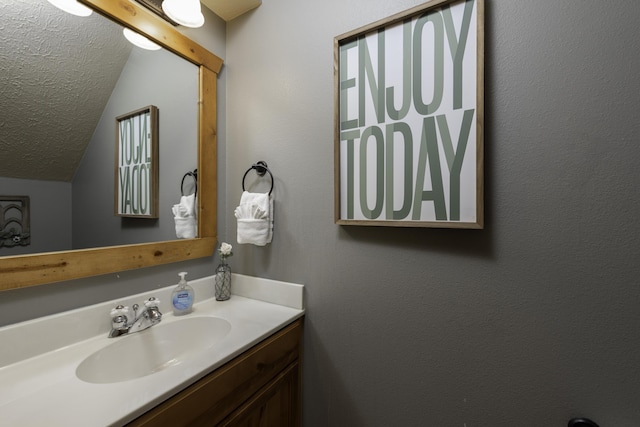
(219, 361, 300, 427)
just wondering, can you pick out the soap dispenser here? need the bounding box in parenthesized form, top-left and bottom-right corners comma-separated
(172, 271, 194, 315)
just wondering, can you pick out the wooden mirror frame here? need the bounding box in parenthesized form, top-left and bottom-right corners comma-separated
(0, 0, 222, 291)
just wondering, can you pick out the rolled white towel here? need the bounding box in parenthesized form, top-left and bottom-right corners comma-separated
(237, 219, 270, 246)
(172, 193, 197, 239)
(174, 216, 196, 239)
(235, 191, 273, 245)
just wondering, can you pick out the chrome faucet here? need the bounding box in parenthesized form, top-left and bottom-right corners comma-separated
(108, 297, 162, 338)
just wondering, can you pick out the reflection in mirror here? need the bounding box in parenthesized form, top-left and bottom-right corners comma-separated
(0, 0, 198, 257)
(0, 0, 220, 290)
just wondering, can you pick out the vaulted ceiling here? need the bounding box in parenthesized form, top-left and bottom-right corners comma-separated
(0, 0, 132, 182)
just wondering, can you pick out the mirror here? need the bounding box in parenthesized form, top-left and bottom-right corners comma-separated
(1, 2, 200, 255)
(0, 0, 222, 290)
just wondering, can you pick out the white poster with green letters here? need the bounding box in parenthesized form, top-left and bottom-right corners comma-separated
(335, 0, 483, 228)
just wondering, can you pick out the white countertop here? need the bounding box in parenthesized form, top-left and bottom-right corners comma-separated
(0, 274, 304, 427)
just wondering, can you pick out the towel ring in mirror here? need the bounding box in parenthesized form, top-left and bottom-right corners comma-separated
(181, 169, 198, 196)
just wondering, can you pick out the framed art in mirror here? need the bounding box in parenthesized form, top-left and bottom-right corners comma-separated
(115, 105, 159, 218)
(334, 0, 484, 229)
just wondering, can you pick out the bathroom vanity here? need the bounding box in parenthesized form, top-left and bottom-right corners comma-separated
(128, 318, 302, 426)
(0, 274, 304, 426)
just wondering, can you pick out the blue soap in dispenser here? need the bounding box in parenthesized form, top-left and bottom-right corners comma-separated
(172, 271, 194, 315)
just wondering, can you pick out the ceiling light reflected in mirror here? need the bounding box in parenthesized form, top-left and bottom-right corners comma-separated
(46, 0, 92, 17)
(122, 28, 162, 51)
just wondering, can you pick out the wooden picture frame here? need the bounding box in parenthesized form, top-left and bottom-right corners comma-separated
(334, 0, 484, 228)
(114, 105, 159, 218)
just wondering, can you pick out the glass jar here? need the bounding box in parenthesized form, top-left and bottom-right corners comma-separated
(214, 261, 231, 301)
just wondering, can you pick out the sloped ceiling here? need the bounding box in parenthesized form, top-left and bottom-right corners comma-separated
(0, 0, 132, 182)
(200, 0, 261, 21)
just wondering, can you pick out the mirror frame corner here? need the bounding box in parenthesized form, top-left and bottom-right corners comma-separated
(0, 0, 222, 291)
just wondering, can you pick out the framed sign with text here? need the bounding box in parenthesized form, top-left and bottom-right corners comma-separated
(115, 105, 159, 218)
(334, 0, 484, 228)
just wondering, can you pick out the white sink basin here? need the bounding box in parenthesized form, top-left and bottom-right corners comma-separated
(76, 316, 231, 384)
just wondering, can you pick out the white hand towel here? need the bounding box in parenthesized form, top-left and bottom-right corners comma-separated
(182, 194, 196, 217)
(235, 191, 273, 246)
(172, 194, 197, 239)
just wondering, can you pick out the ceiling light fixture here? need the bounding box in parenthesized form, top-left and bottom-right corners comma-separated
(46, 0, 93, 17)
(161, 0, 205, 28)
(122, 28, 162, 51)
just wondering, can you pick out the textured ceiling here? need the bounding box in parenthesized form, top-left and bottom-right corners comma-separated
(0, 0, 132, 182)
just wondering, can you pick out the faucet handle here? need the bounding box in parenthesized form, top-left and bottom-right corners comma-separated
(144, 297, 160, 308)
(110, 304, 130, 318)
(110, 305, 130, 331)
(144, 297, 162, 323)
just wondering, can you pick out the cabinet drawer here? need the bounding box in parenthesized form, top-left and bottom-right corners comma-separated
(127, 318, 303, 427)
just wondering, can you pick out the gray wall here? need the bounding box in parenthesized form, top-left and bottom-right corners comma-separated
(0, 7, 226, 326)
(73, 47, 198, 249)
(225, 0, 640, 426)
(0, 177, 71, 255)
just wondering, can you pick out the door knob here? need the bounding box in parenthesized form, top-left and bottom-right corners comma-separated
(568, 418, 599, 427)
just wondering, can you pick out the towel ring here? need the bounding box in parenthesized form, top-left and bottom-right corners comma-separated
(181, 169, 198, 196)
(242, 161, 274, 196)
